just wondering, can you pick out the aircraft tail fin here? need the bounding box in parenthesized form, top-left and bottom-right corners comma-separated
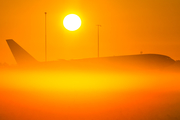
(6, 39, 38, 65)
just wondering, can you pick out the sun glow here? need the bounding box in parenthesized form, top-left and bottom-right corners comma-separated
(63, 14, 81, 31)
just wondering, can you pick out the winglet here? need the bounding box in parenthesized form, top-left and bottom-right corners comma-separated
(6, 39, 38, 65)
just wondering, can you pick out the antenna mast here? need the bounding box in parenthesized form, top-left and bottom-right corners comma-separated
(97, 25, 101, 58)
(45, 12, 47, 62)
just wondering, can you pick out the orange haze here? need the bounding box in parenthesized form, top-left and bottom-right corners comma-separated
(0, 0, 180, 64)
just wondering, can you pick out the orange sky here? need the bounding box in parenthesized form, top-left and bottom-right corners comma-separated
(1, 0, 180, 64)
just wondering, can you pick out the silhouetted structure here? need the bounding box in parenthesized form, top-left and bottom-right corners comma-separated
(6, 39, 179, 72)
(45, 12, 47, 62)
(97, 25, 101, 58)
(6, 39, 38, 66)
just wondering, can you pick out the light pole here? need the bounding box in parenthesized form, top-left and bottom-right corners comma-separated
(97, 25, 101, 58)
(45, 12, 47, 62)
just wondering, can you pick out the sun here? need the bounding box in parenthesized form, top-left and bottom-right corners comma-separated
(63, 14, 81, 31)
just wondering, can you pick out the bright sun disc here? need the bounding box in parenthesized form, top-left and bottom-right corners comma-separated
(63, 14, 81, 31)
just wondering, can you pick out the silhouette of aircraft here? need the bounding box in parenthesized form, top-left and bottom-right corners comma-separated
(6, 39, 175, 71)
(6, 39, 38, 66)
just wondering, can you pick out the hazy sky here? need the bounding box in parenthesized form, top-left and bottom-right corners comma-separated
(1, 0, 180, 64)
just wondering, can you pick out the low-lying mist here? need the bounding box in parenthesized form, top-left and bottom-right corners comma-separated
(0, 68, 180, 120)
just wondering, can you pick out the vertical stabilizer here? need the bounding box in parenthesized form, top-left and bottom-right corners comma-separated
(6, 39, 38, 65)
